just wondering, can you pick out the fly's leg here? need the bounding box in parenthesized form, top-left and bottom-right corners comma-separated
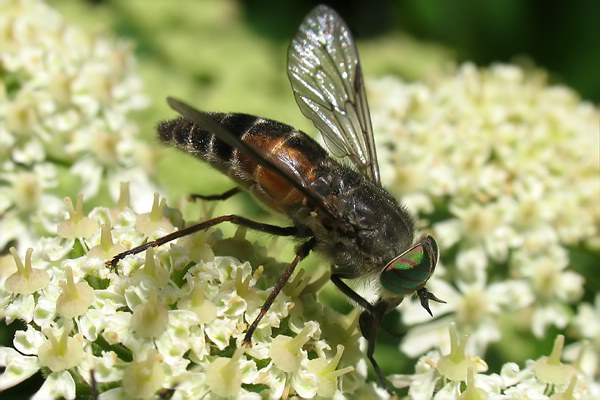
(90, 368, 97, 400)
(330, 275, 396, 395)
(189, 187, 242, 202)
(242, 238, 316, 347)
(330, 274, 376, 314)
(106, 215, 312, 349)
(106, 214, 298, 269)
(359, 303, 395, 395)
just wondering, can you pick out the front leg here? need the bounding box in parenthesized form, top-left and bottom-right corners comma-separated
(242, 238, 316, 346)
(330, 274, 376, 314)
(330, 275, 395, 395)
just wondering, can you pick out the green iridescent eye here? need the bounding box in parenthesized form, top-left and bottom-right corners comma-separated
(380, 235, 439, 296)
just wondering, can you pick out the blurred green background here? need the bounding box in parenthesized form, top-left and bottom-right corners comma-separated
(2, 0, 598, 397)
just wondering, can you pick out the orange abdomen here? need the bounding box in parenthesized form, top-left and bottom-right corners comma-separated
(158, 113, 330, 214)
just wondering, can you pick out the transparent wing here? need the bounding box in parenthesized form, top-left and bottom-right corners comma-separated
(288, 5, 380, 184)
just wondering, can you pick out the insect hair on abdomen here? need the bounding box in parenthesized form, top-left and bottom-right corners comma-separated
(157, 114, 330, 214)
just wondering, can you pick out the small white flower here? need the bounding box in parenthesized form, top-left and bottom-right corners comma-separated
(0, 347, 39, 391)
(572, 294, 600, 351)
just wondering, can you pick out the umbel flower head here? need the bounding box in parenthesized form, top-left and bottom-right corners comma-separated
(0, 188, 373, 399)
(1, 1, 598, 398)
(0, 0, 155, 252)
(367, 65, 599, 397)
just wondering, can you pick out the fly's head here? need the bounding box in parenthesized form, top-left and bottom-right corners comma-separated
(379, 235, 445, 316)
(357, 235, 445, 349)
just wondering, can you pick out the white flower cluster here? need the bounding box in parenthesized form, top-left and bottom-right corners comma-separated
(0, 188, 381, 399)
(391, 324, 594, 400)
(368, 64, 599, 398)
(0, 0, 153, 252)
(2, 0, 599, 398)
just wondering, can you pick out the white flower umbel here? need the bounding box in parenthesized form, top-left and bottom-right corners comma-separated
(0, 187, 363, 399)
(369, 64, 599, 397)
(0, 0, 155, 252)
(390, 324, 594, 399)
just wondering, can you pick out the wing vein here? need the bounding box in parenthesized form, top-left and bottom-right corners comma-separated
(287, 5, 380, 184)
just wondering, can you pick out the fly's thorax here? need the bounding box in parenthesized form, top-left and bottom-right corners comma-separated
(309, 165, 417, 279)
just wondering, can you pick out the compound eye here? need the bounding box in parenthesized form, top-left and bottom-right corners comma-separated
(380, 236, 439, 296)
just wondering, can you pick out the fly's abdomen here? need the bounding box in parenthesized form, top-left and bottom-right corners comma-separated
(157, 113, 330, 214)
